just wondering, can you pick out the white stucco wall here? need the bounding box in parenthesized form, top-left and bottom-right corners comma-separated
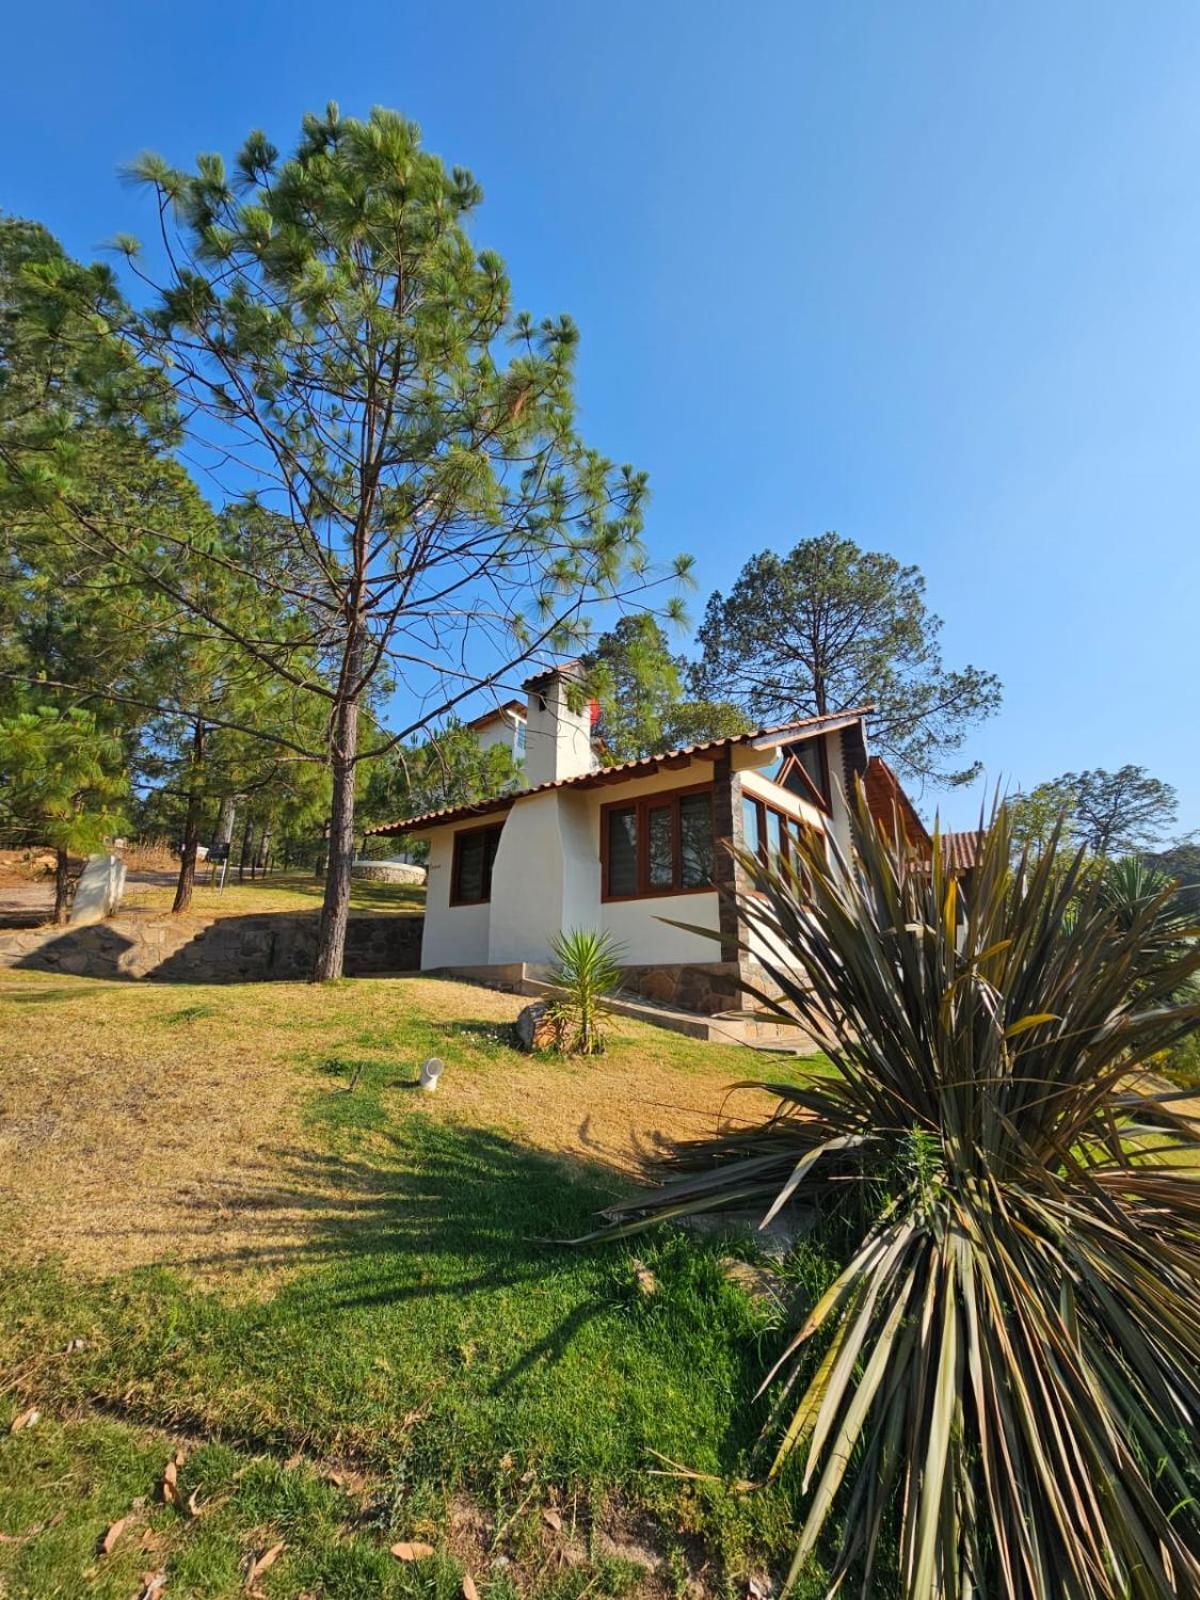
(600, 890, 723, 963)
(523, 676, 596, 787)
(418, 826, 492, 968)
(487, 791, 569, 964)
(475, 713, 522, 757)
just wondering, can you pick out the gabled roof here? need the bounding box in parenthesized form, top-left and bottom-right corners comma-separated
(368, 707, 873, 838)
(863, 756, 931, 851)
(465, 699, 525, 731)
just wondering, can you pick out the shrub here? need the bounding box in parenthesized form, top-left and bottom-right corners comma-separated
(599, 800, 1200, 1598)
(547, 928, 625, 1055)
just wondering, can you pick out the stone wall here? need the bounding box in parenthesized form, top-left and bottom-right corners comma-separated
(617, 960, 746, 1016)
(0, 912, 423, 983)
(350, 861, 427, 885)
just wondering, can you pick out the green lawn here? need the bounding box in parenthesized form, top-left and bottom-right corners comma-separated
(0, 970, 841, 1600)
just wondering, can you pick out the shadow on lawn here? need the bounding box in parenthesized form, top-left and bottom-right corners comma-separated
(151, 1119, 662, 1396)
(182, 1116, 629, 1300)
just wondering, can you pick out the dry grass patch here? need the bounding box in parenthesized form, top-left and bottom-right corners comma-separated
(0, 969, 787, 1284)
(119, 868, 424, 919)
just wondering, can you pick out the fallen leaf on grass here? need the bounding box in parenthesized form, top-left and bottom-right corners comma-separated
(245, 1539, 285, 1591)
(632, 1258, 659, 1296)
(99, 1516, 129, 1555)
(462, 1574, 480, 1600)
(140, 1530, 165, 1553)
(10, 1407, 40, 1433)
(137, 1574, 167, 1600)
(542, 1509, 563, 1533)
(391, 1541, 436, 1561)
(160, 1461, 178, 1505)
(325, 1467, 368, 1496)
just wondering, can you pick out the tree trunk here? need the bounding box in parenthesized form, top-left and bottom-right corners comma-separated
(312, 689, 360, 982)
(238, 816, 253, 884)
(172, 719, 204, 914)
(53, 847, 71, 925)
(214, 794, 237, 849)
(255, 824, 272, 877)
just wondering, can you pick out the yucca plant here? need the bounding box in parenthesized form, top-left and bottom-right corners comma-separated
(547, 927, 625, 1054)
(598, 797, 1200, 1598)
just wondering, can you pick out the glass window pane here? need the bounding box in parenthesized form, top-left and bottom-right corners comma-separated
(680, 792, 714, 889)
(765, 807, 783, 863)
(455, 832, 486, 902)
(648, 805, 674, 888)
(742, 794, 762, 860)
(607, 806, 638, 896)
(785, 739, 828, 805)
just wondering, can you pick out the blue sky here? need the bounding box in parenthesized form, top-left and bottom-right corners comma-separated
(4, 2, 1199, 832)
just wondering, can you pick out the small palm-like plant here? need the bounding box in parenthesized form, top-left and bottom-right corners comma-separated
(599, 798, 1200, 1598)
(547, 928, 625, 1055)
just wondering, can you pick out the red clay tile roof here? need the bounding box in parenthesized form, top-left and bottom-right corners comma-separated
(941, 829, 986, 873)
(369, 707, 873, 837)
(863, 756, 931, 851)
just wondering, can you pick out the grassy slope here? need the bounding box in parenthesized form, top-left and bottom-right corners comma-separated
(120, 869, 426, 918)
(0, 971, 840, 1599)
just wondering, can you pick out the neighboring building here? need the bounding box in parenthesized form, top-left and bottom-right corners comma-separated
(465, 699, 528, 763)
(862, 755, 984, 886)
(370, 661, 874, 1016)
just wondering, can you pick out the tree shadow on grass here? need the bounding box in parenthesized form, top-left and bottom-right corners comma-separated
(63, 1116, 783, 1485)
(179, 1118, 628, 1305)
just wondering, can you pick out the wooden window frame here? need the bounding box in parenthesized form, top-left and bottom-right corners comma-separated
(449, 821, 504, 907)
(742, 792, 826, 883)
(600, 781, 717, 902)
(775, 737, 832, 813)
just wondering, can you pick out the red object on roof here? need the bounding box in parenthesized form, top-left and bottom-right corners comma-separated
(589, 698, 601, 727)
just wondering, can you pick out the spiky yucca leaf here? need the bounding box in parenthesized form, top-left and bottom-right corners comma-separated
(547, 927, 625, 1055)
(602, 797, 1200, 1599)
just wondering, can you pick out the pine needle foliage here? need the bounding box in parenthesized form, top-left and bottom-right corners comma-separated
(600, 798, 1200, 1599)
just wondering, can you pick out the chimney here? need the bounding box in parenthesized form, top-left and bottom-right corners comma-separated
(522, 662, 598, 787)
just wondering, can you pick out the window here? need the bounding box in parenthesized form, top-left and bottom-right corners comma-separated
(769, 737, 831, 811)
(601, 785, 715, 900)
(742, 792, 825, 881)
(451, 822, 503, 905)
(606, 806, 639, 897)
(679, 791, 715, 888)
(514, 719, 526, 757)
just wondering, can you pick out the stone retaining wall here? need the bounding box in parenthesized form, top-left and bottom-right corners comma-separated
(350, 861, 427, 885)
(0, 912, 424, 983)
(617, 960, 746, 1016)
